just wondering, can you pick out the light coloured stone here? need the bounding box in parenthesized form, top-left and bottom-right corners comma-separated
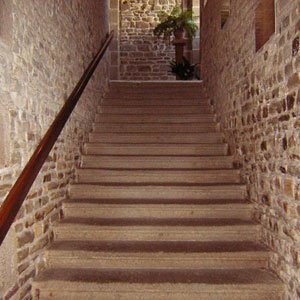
(201, 1, 300, 298)
(0, 0, 110, 298)
(32, 81, 284, 299)
(119, 0, 179, 80)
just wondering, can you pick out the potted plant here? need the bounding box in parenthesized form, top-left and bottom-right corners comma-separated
(170, 57, 199, 80)
(153, 6, 198, 40)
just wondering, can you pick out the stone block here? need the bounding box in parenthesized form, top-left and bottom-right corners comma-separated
(17, 231, 34, 248)
(283, 179, 295, 198)
(287, 73, 300, 89)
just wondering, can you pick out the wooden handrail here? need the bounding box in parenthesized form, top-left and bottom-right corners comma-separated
(0, 31, 114, 245)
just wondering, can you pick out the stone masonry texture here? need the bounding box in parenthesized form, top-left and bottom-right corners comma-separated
(119, 0, 181, 80)
(0, 1, 109, 299)
(201, 1, 300, 299)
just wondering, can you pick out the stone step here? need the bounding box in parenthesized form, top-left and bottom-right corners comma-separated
(105, 91, 207, 98)
(105, 87, 207, 95)
(69, 184, 246, 200)
(109, 80, 204, 89)
(33, 78, 284, 300)
(105, 89, 207, 95)
(95, 113, 215, 123)
(76, 169, 241, 184)
(33, 268, 283, 300)
(54, 217, 259, 242)
(89, 132, 223, 144)
(81, 155, 232, 169)
(99, 105, 213, 114)
(107, 88, 205, 93)
(105, 89, 208, 96)
(104, 99, 210, 106)
(64, 201, 251, 219)
(93, 122, 218, 133)
(46, 240, 269, 270)
(65, 198, 249, 205)
(69, 183, 246, 201)
(84, 144, 228, 156)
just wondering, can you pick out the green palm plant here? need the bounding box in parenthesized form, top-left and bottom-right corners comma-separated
(153, 6, 198, 40)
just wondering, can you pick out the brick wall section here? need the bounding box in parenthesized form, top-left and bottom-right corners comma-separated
(0, 1, 110, 299)
(201, 1, 300, 299)
(120, 0, 179, 80)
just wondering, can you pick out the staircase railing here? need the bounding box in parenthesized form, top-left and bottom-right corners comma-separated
(0, 31, 114, 246)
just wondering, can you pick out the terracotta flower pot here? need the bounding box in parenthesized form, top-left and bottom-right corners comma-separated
(174, 28, 184, 39)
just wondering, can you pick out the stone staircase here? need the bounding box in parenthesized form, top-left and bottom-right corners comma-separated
(33, 81, 283, 299)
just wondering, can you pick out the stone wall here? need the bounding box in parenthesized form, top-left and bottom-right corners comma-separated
(117, 0, 201, 80)
(109, 0, 121, 80)
(0, 0, 110, 299)
(119, 0, 180, 80)
(201, 0, 300, 299)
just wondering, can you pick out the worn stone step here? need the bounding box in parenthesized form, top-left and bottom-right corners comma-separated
(104, 99, 209, 106)
(65, 198, 248, 205)
(93, 122, 218, 133)
(105, 89, 207, 95)
(105, 91, 209, 101)
(76, 169, 241, 184)
(89, 132, 223, 144)
(95, 113, 215, 123)
(109, 80, 204, 89)
(69, 184, 246, 200)
(32, 78, 285, 300)
(99, 105, 213, 114)
(54, 217, 259, 242)
(33, 268, 283, 300)
(106, 89, 207, 96)
(84, 144, 228, 156)
(105, 91, 207, 98)
(46, 240, 269, 270)
(64, 201, 251, 219)
(81, 155, 232, 169)
(109, 80, 203, 86)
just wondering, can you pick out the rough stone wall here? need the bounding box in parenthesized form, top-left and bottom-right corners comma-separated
(109, 0, 120, 80)
(0, 0, 110, 299)
(201, 1, 300, 299)
(120, 0, 180, 80)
